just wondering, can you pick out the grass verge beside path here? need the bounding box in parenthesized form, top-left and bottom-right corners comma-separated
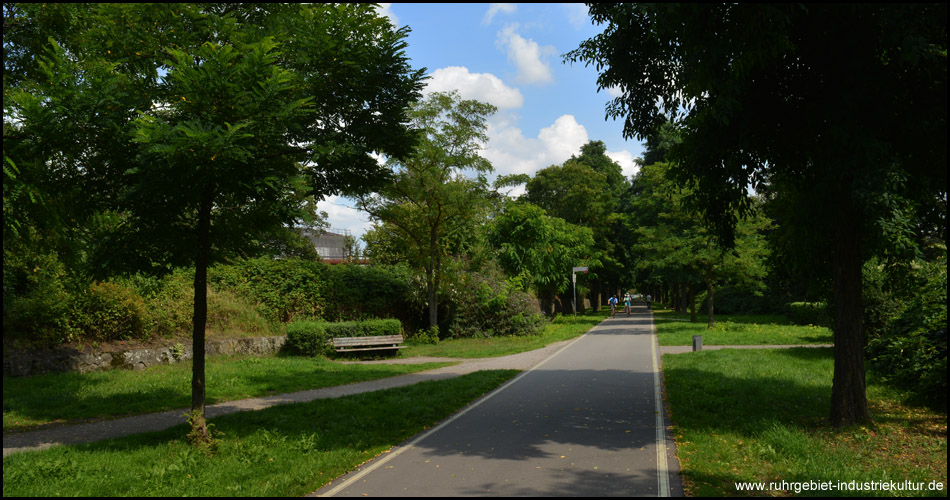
(404, 309, 609, 358)
(662, 348, 947, 497)
(2, 370, 521, 497)
(652, 309, 833, 346)
(3, 355, 456, 433)
(3, 309, 608, 433)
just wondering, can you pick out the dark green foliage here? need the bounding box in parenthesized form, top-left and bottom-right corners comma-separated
(867, 259, 947, 406)
(323, 319, 402, 339)
(130, 269, 195, 338)
(785, 302, 832, 327)
(73, 281, 148, 342)
(447, 265, 545, 339)
(407, 325, 440, 345)
(284, 321, 330, 357)
(2, 251, 77, 346)
(861, 258, 922, 338)
(209, 258, 415, 325)
(698, 286, 784, 316)
(209, 258, 327, 323)
(321, 263, 413, 323)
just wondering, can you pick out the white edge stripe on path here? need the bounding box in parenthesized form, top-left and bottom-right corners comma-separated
(651, 311, 671, 497)
(319, 325, 595, 497)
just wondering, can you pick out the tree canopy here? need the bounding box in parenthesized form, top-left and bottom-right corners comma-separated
(359, 91, 497, 329)
(567, 3, 947, 426)
(4, 3, 426, 438)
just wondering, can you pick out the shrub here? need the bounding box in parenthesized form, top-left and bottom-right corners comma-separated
(2, 251, 78, 345)
(322, 263, 413, 322)
(206, 287, 279, 338)
(862, 258, 911, 337)
(408, 325, 440, 345)
(141, 269, 194, 337)
(785, 301, 831, 327)
(210, 258, 327, 322)
(284, 320, 330, 356)
(73, 281, 148, 341)
(699, 286, 785, 315)
(867, 258, 947, 407)
(447, 265, 544, 339)
(323, 319, 402, 338)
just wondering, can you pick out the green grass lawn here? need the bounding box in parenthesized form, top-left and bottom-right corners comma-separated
(2, 370, 521, 497)
(652, 309, 833, 346)
(3, 309, 608, 433)
(2, 355, 457, 433)
(662, 348, 947, 497)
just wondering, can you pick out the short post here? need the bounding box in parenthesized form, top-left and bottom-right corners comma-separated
(692, 335, 703, 352)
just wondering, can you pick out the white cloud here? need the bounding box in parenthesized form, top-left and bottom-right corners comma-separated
(483, 3, 516, 25)
(482, 114, 641, 187)
(424, 66, 524, 109)
(482, 114, 589, 178)
(606, 150, 640, 179)
(605, 85, 623, 98)
(374, 3, 398, 26)
(539, 115, 589, 162)
(497, 24, 556, 85)
(318, 195, 374, 239)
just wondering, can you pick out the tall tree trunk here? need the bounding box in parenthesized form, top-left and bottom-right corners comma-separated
(427, 229, 439, 329)
(681, 282, 689, 313)
(190, 189, 213, 442)
(706, 264, 715, 328)
(830, 196, 871, 427)
(688, 283, 697, 323)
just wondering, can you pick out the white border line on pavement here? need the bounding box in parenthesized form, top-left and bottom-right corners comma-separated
(318, 328, 594, 497)
(651, 311, 671, 497)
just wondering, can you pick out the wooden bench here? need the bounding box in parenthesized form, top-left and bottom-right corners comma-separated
(330, 335, 406, 353)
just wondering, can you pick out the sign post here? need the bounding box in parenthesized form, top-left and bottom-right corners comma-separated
(572, 266, 588, 319)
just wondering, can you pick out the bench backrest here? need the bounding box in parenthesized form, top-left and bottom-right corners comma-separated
(331, 335, 404, 346)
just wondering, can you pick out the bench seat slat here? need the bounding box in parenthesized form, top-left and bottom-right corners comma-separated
(330, 334, 405, 352)
(333, 345, 407, 352)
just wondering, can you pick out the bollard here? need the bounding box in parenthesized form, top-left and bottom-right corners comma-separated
(692, 335, 702, 352)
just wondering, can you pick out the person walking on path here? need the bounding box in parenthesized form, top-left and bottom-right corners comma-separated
(645, 294, 652, 310)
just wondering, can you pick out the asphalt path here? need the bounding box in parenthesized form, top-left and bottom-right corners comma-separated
(313, 304, 681, 497)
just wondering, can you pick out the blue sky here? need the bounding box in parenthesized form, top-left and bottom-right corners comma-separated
(318, 3, 644, 239)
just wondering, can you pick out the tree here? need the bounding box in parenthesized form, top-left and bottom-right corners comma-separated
(359, 91, 496, 329)
(5, 3, 425, 440)
(567, 3, 947, 426)
(627, 162, 769, 327)
(524, 143, 627, 307)
(489, 201, 597, 315)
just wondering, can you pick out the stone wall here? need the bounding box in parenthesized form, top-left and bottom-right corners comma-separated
(3, 336, 287, 377)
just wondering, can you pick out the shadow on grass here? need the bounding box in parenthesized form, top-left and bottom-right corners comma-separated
(2, 358, 451, 429)
(662, 348, 836, 437)
(52, 370, 523, 456)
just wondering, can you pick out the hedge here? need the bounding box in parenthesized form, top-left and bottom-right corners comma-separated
(785, 301, 831, 327)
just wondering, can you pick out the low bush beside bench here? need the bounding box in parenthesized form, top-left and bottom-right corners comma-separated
(285, 319, 403, 357)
